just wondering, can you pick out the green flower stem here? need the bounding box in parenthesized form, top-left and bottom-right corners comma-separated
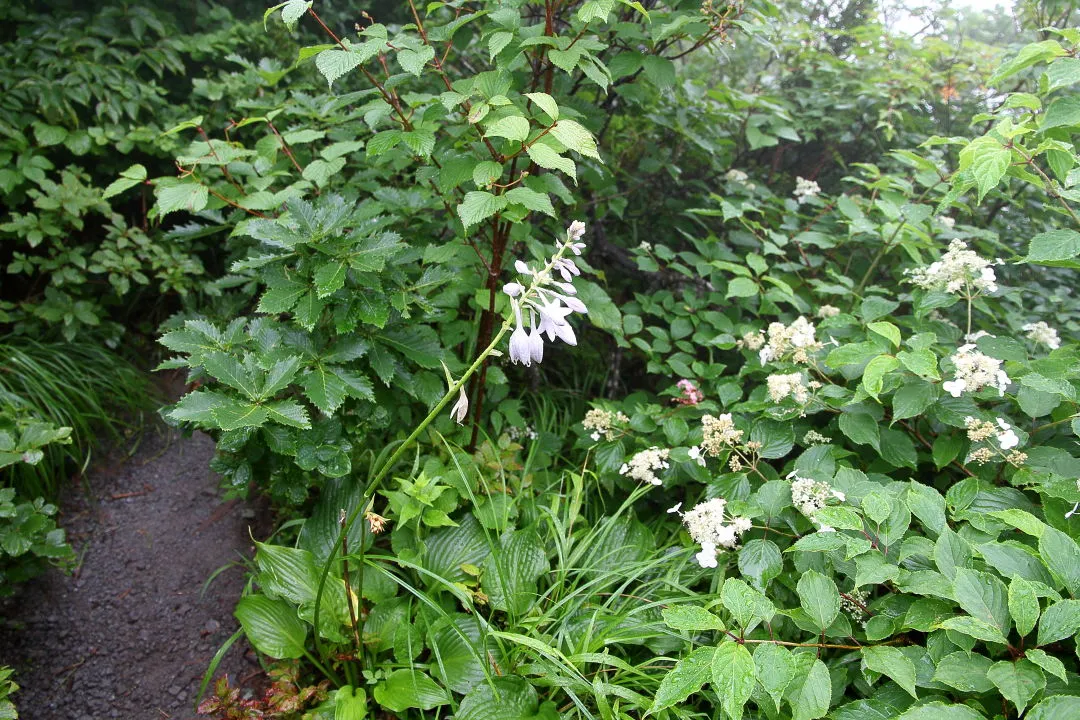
(311, 232, 579, 675)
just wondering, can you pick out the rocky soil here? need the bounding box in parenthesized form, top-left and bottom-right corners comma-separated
(0, 427, 266, 720)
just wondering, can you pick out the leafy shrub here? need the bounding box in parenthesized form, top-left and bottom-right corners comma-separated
(116, 1, 1080, 718)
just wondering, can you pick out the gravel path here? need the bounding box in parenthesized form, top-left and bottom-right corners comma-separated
(0, 427, 264, 720)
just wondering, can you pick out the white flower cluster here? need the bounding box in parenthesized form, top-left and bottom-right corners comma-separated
(803, 430, 832, 445)
(504, 221, 589, 366)
(725, 168, 757, 190)
(582, 408, 629, 442)
(905, 239, 1001, 295)
(507, 424, 538, 442)
(942, 344, 1010, 397)
(737, 330, 765, 351)
(767, 372, 810, 404)
(788, 471, 845, 521)
(937, 215, 956, 229)
(793, 176, 821, 203)
(964, 416, 1018, 449)
(759, 316, 821, 365)
(817, 305, 840, 319)
(669, 497, 752, 568)
(700, 413, 743, 456)
(1023, 321, 1061, 350)
(841, 587, 869, 627)
(620, 447, 670, 485)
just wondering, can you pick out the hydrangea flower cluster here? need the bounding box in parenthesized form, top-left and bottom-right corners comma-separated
(675, 379, 704, 405)
(737, 330, 765, 351)
(793, 176, 821, 203)
(788, 471, 845, 522)
(700, 413, 743, 456)
(803, 430, 832, 445)
(725, 168, 757, 190)
(507, 424, 538, 442)
(942, 344, 1010, 397)
(767, 372, 811, 404)
(669, 497, 752, 568)
(619, 447, 670, 485)
(1023, 321, 1061, 350)
(937, 215, 956, 229)
(840, 587, 870, 627)
(503, 221, 589, 367)
(759, 316, 821, 364)
(905, 239, 1001, 295)
(582, 408, 629, 442)
(817, 305, 840, 319)
(964, 416, 1025, 466)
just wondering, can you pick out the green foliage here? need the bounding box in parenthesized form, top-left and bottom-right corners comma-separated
(0, 666, 16, 720)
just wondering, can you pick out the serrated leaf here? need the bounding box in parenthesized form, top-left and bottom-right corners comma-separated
(798, 570, 840, 631)
(314, 260, 348, 297)
(712, 641, 755, 720)
(526, 142, 577, 182)
(1024, 229, 1080, 264)
(784, 655, 831, 720)
(649, 646, 713, 714)
(102, 164, 147, 200)
(486, 115, 531, 143)
(213, 400, 270, 431)
(524, 92, 559, 121)
(987, 659, 1044, 714)
(264, 400, 311, 429)
(1036, 599, 1080, 646)
(398, 45, 435, 76)
(958, 136, 1010, 202)
(550, 119, 602, 161)
(661, 605, 725, 632)
(457, 191, 508, 229)
(300, 366, 349, 415)
(863, 645, 917, 698)
(155, 181, 209, 217)
(316, 49, 363, 88)
(504, 187, 554, 216)
(753, 643, 795, 713)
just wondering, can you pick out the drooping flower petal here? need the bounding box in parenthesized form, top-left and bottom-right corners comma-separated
(450, 387, 469, 424)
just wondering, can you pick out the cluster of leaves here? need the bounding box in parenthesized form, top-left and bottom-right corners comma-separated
(0, 666, 16, 720)
(0, 3, 285, 343)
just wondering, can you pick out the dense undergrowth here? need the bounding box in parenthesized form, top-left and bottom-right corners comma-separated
(3, 0, 1080, 718)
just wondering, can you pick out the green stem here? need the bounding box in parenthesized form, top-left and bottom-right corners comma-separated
(310, 231, 581, 675)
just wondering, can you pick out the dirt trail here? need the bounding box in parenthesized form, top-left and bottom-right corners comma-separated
(0, 427, 264, 720)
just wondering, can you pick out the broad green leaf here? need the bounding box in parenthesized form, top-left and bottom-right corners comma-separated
(1036, 599, 1080, 646)
(896, 702, 988, 720)
(711, 641, 756, 720)
(316, 49, 363, 88)
(428, 614, 498, 695)
(1009, 576, 1040, 637)
(235, 595, 307, 659)
(1042, 96, 1080, 130)
(155, 180, 209, 217)
(1038, 527, 1080, 595)
(526, 142, 577, 182)
(485, 115, 531, 143)
(987, 659, 1045, 715)
(1028, 695, 1080, 720)
(1025, 648, 1067, 681)
(892, 381, 935, 422)
(867, 321, 901, 348)
(953, 567, 1010, 634)
(397, 45, 435, 76)
(862, 645, 917, 698)
(932, 651, 994, 693)
(862, 355, 899, 400)
(457, 191, 508, 229)
(481, 529, 548, 615)
(550, 119, 602, 161)
(525, 92, 559, 121)
(737, 538, 783, 591)
(102, 164, 147, 199)
(958, 136, 1010, 202)
(374, 670, 450, 713)
(1025, 230, 1080, 264)
(937, 616, 1008, 645)
(504, 187, 555, 217)
(797, 570, 840, 631)
(457, 677, 547, 720)
(721, 577, 774, 633)
(753, 642, 795, 713)
(649, 645, 713, 714)
(661, 605, 725, 632)
(472, 160, 503, 188)
(784, 654, 831, 720)
(988, 39, 1066, 84)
